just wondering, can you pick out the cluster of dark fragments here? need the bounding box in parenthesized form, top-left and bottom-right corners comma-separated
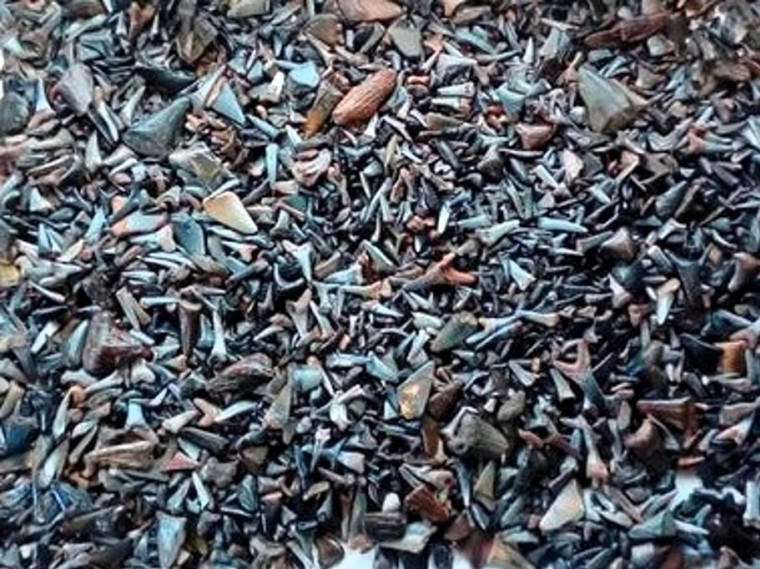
(3, 0, 760, 567)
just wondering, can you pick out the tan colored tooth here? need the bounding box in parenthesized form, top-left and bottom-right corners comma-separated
(332, 69, 397, 127)
(515, 123, 556, 150)
(337, 0, 403, 22)
(202, 191, 258, 234)
(539, 480, 584, 532)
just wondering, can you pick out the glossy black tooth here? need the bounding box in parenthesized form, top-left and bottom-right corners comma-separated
(82, 311, 150, 376)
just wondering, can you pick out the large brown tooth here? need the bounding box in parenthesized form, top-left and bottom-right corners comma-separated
(332, 69, 397, 127)
(337, 0, 403, 22)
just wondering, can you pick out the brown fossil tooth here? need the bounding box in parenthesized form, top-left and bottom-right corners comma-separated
(713, 61, 752, 83)
(203, 191, 258, 234)
(658, 546, 685, 569)
(337, 0, 403, 22)
(332, 69, 397, 127)
(207, 353, 274, 393)
(178, 300, 201, 358)
(625, 417, 661, 453)
(636, 397, 698, 431)
(82, 311, 150, 376)
(485, 535, 535, 569)
(162, 451, 200, 472)
(304, 80, 343, 138)
(315, 535, 344, 568)
(584, 13, 669, 48)
(444, 511, 473, 542)
(404, 484, 452, 523)
(515, 123, 556, 150)
(716, 340, 746, 375)
(421, 415, 442, 458)
(0, 261, 20, 289)
(628, 303, 652, 326)
(427, 381, 463, 420)
(396, 361, 434, 420)
(85, 440, 155, 470)
(539, 479, 584, 532)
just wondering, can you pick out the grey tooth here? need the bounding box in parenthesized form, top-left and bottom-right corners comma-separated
(123, 98, 191, 157)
